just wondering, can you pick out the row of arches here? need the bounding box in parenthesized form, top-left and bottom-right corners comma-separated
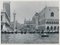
(46, 26, 59, 30)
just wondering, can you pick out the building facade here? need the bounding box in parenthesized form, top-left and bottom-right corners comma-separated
(1, 2, 11, 32)
(24, 19, 36, 32)
(38, 7, 59, 32)
(32, 6, 59, 32)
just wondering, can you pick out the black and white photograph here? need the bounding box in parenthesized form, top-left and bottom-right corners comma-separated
(1, 1, 59, 44)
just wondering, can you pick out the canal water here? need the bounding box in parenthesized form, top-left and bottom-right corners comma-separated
(1, 33, 59, 44)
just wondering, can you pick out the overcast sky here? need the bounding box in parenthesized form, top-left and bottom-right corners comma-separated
(10, 1, 58, 24)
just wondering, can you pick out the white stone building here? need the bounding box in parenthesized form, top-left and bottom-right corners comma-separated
(38, 6, 59, 32)
(32, 6, 59, 32)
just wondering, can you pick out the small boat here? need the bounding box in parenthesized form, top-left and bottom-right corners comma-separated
(41, 33, 49, 37)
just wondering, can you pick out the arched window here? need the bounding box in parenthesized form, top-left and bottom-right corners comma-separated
(51, 12, 54, 17)
(54, 26, 56, 30)
(47, 26, 49, 30)
(51, 26, 53, 30)
(35, 12, 39, 16)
